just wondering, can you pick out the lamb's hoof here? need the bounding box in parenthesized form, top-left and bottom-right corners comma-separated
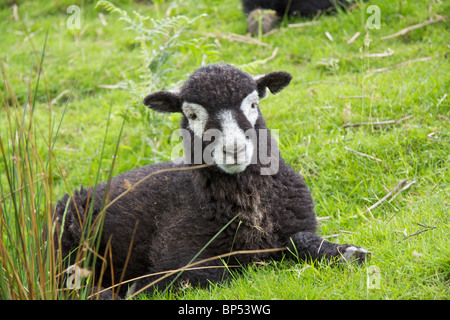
(340, 246, 371, 264)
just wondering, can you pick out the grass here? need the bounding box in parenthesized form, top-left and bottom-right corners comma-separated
(0, 0, 449, 299)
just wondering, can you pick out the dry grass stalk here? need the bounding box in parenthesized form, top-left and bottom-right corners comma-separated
(324, 31, 334, 41)
(366, 55, 438, 75)
(260, 47, 279, 64)
(123, 247, 286, 299)
(427, 132, 439, 140)
(97, 164, 213, 220)
(203, 32, 269, 47)
(381, 14, 450, 40)
(436, 93, 447, 107)
(365, 179, 409, 215)
(344, 146, 383, 162)
(343, 115, 413, 128)
(361, 48, 394, 58)
(347, 31, 360, 44)
(288, 20, 319, 28)
(98, 84, 128, 89)
(50, 89, 71, 105)
(12, 4, 19, 21)
(388, 180, 416, 204)
(323, 234, 339, 239)
(394, 223, 436, 245)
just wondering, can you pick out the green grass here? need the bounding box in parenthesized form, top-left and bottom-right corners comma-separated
(0, 0, 449, 299)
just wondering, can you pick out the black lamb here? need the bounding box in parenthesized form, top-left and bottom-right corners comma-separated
(55, 64, 369, 299)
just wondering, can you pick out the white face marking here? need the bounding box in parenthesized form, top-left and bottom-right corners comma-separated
(181, 92, 261, 174)
(240, 90, 259, 127)
(215, 109, 254, 174)
(181, 102, 208, 137)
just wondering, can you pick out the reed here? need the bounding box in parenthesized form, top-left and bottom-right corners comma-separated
(0, 38, 125, 299)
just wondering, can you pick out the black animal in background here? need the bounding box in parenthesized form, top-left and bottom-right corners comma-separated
(242, 0, 353, 34)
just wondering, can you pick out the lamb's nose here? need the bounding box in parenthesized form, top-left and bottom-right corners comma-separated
(223, 144, 245, 155)
(223, 144, 236, 154)
(223, 143, 246, 164)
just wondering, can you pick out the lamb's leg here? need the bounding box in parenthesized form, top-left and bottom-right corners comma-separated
(287, 232, 370, 264)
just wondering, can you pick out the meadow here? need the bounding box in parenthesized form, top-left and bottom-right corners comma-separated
(0, 0, 448, 299)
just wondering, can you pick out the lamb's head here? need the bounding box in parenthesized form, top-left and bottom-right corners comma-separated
(143, 64, 292, 174)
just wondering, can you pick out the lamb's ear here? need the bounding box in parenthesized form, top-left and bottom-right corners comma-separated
(143, 90, 182, 113)
(255, 71, 292, 99)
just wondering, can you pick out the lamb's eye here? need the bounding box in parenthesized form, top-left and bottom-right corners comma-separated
(189, 113, 198, 120)
(251, 103, 257, 109)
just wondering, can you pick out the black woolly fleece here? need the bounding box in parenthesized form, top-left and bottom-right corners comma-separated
(54, 65, 330, 296)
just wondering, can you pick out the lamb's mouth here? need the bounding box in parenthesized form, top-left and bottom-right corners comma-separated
(217, 163, 249, 174)
(210, 148, 252, 174)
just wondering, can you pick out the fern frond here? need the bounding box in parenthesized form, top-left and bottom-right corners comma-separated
(96, 1, 121, 14)
(96, 2, 215, 122)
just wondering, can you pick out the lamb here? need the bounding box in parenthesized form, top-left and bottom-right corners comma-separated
(242, 0, 354, 35)
(55, 64, 370, 299)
